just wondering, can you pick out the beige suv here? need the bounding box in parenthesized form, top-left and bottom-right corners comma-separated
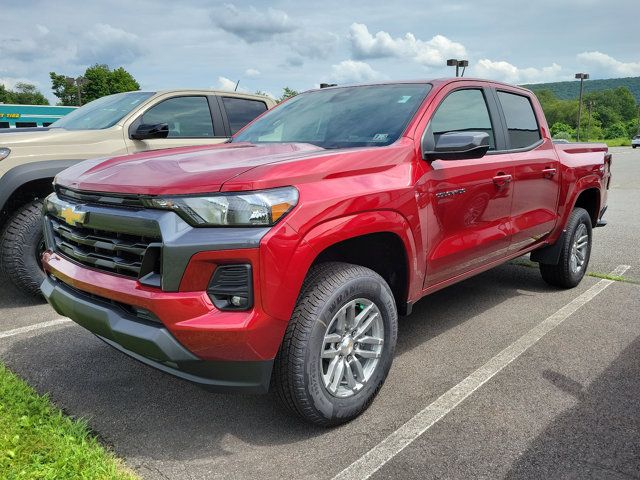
(0, 89, 276, 297)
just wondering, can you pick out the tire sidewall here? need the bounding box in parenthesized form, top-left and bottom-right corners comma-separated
(565, 209, 592, 285)
(303, 275, 397, 423)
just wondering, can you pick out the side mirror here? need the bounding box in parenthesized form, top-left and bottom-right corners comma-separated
(423, 131, 490, 161)
(130, 123, 169, 140)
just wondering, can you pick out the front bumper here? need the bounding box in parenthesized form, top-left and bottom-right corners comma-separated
(42, 274, 273, 393)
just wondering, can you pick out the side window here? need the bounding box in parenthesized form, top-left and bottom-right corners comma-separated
(141, 96, 214, 138)
(497, 91, 541, 149)
(429, 89, 495, 150)
(222, 97, 267, 135)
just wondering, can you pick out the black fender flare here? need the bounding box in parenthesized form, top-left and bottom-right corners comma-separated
(0, 159, 83, 211)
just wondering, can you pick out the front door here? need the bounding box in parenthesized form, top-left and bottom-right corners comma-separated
(420, 88, 515, 287)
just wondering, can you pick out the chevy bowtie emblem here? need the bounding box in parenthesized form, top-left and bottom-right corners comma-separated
(60, 206, 87, 226)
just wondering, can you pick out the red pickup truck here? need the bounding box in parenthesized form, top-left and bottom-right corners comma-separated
(41, 79, 611, 426)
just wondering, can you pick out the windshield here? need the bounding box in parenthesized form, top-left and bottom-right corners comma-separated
(51, 91, 155, 130)
(234, 83, 431, 149)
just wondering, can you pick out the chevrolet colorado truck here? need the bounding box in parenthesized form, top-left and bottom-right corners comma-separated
(40, 79, 611, 425)
(0, 90, 276, 297)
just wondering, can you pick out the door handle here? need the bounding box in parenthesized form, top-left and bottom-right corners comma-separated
(492, 173, 513, 187)
(542, 167, 557, 178)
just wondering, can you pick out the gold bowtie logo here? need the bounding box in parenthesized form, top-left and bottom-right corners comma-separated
(60, 206, 87, 226)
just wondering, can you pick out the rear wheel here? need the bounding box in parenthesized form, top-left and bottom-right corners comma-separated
(273, 262, 398, 426)
(539, 207, 592, 288)
(0, 199, 46, 299)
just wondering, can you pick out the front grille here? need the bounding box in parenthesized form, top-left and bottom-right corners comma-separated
(56, 186, 144, 208)
(49, 217, 160, 279)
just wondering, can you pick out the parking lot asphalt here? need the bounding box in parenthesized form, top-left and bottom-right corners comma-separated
(1, 146, 638, 480)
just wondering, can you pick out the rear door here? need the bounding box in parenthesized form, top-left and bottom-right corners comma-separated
(421, 87, 516, 287)
(494, 89, 560, 252)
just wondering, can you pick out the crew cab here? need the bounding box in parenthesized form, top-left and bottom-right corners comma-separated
(0, 89, 276, 297)
(40, 79, 611, 425)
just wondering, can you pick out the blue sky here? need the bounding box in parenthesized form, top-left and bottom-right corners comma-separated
(2, 0, 639, 102)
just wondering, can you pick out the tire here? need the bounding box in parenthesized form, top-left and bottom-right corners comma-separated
(273, 262, 398, 426)
(539, 207, 592, 288)
(0, 199, 46, 299)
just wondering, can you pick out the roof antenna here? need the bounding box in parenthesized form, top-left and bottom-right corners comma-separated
(234, 80, 240, 91)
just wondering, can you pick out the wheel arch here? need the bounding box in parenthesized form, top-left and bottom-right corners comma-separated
(0, 160, 80, 229)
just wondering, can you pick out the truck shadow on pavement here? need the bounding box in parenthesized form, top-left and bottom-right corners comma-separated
(2, 262, 558, 463)
(505, 335, 640, 479)
(0, 278, 46, 308)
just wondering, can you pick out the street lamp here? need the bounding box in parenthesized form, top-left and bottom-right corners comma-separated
(575, 73, 589, 141)
(447, 59, 469, 78)
(65, 76, 86, 106)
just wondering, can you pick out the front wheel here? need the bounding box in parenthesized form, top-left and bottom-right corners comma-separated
(0, 199, 47, 299)
(273, 262, 398, 426)
(539, 207, 592, 288)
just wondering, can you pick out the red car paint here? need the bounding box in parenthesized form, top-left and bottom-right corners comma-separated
(46, 78, 610, 363)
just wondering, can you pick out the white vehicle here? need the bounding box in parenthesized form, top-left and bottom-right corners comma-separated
(632, 135, 640, 149)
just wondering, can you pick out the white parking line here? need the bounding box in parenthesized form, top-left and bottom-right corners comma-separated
(332, 264, 631, 480)
(0, 318, 71, 340)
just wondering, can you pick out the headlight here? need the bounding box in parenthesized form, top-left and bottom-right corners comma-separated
(142, 187, 299, 227)
(0, 148, 10, 161)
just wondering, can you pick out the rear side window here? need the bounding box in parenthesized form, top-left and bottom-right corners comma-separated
(141, 96, 214, 138)
(497, 91, 541, 149)
(222, 97, 267, 134)
(429, 89, 495, 150)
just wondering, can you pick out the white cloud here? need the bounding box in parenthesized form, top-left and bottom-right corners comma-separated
(76, 24, 143, 65)
(289, 30, 338, 59)
(215, 76, 248, 92)
(245, 68, 260, 77)
(330, 60, 382, 84)
(577, 51, 640, 77)
(473, 59, 563, 84)
(214, 4, 296, 43)
(348, 23, 466, 67)
(0, 76, 40, 90)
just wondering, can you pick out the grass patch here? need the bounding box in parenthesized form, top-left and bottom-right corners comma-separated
(510, 259, 638, 284)
(603, 138, 632, 147)
(0, 363, 137, 480)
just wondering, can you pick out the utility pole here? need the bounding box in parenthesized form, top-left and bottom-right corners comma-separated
(587, 100, 594, 140)
(65, 76, 86, 106)
(575, 73, 589, 141)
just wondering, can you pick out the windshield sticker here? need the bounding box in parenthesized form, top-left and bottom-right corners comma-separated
(372, 133, 389, 142)
(397, 96, 412, 103)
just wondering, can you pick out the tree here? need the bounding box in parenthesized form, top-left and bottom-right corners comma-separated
(604, 121, 628, 139)
(279, 87, 299, 102)
(550, 122, 575, 139)
(0, 83, 49, 105)
(50, 64, 140, 106)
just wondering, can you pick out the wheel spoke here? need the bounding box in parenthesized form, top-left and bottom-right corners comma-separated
(335, 309, 347, 335)
(323, 334, 342, 344)
(358, 335, 384, 346)
(346, 302, 356, 329)
(324, 356, 340, 386)
(329, 358, 346, 393)
(349, 356, 365, 381)
(576, 249, 585, 261)
(344, 361, 357, 389)
(354, 303, 374, 329)
(354, 313, 379, 339)
(322, 348, 340, 359)
(355, 348, 381, 359)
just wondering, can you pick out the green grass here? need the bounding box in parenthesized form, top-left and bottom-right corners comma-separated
(0, 363, 137, 480)
(511, 259, 638, 284)
(603, 138, 632, 147)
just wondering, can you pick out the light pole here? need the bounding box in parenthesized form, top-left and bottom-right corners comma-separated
(447, 59, 469, 77)
(65, 76, 86, 106)
(575, 73, 589, 141)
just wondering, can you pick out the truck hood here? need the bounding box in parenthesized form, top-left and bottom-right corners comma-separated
(0, 127, 106, 148)
(55, 143, 326, 195)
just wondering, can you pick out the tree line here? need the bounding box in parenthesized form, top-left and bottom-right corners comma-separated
(533, 87, 639, 140)
(2, 68, 638, 140)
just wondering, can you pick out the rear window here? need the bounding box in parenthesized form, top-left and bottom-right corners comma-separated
(497, 91, 542, 149)
(222, 97, 268, 134)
